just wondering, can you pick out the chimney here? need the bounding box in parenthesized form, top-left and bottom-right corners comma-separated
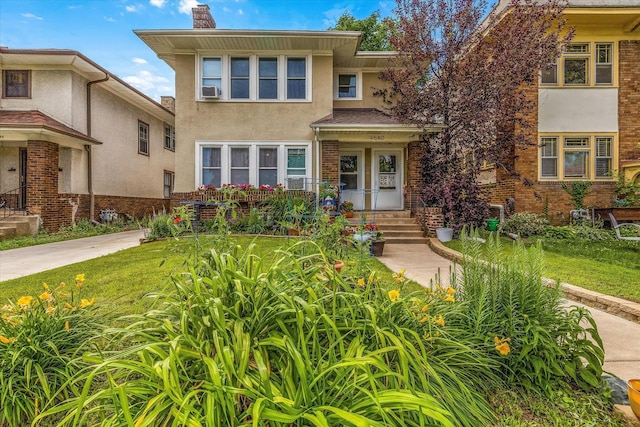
(192, 4, 216, 29)
(160, 96, 175, 113)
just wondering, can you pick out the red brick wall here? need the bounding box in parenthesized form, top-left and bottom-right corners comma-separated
(619, 40, 640, 162)
(414, 207, 444, 237)
(27, 141, 62, 230)
(406, 140, 424, 209)
(321, 141, 339, 183)
(94, 195, 169, 220)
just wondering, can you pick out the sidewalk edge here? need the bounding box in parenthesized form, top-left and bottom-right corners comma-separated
(428, 238, 640, 325)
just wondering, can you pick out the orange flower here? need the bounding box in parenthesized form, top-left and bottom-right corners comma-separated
(0, 335, 15, 344)
(446, 287, 456, 295)
(435, 315, 445, 326)
(173, 217, 181, 224)
(75, 274, 85, 282)
(421, 305, 429, 313)
(64, 321, 70, 331)
(42, 282, 49, 290)
(496, 342, 511, 356)
(39, 292, 52, 301)
(388, 289, 400, 302)
(79, 298, 96, 308)
(357, 278, 365, 288)
(444, 295, 455, 303)
(419, 315, 430, 323)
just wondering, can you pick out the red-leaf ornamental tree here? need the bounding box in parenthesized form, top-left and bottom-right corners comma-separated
(380, 0, 572, 231)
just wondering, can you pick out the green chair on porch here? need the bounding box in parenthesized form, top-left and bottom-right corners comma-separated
(608, 213, 640, 241)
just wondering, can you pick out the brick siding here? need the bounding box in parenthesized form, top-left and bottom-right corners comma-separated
(321, 141, 339, 183)
(619, 40, 640, 162)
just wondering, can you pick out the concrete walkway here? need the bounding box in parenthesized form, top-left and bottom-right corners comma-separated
(0, 230, 145, 282)
(379, 242, 640, 383)
(0, 232, 638, 382)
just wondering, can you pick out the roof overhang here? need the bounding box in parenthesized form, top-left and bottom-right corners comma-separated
(0, 49, 174, 122)
(311, 123, 443, 144)
(134, 29, 363, 69)
(0, 125, 102, 149)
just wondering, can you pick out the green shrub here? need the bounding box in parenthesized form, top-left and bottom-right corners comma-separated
(456, 231, 605, 395)
(545, 226, 575, 239)
(39, 243, 498, 426)
(0, 276, 104, 427)
(571, 224, 613, 241)
(500, 212, 549, 237)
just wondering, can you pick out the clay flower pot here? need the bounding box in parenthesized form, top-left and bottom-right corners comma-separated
(334, 260, 345, 273)
(628, 379, 640, 420)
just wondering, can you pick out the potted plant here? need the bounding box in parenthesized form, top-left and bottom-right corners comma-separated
(436, 223, 453, 242)
(319, 183, 339, 210)
(366, 223, 385, 256)
(341, 201, 354, 218)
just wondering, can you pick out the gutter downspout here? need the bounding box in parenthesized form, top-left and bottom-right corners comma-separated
(86, 73, 109, 220)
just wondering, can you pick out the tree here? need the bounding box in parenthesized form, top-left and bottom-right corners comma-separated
(329, 10, 394, 51)
(379, 0, 572, 230)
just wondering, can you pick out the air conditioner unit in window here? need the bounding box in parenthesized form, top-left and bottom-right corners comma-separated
(287, 177, 305, 190)
(202, 86, 221, 99)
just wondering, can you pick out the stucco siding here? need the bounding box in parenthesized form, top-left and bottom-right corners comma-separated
(333, 71, 388, 109)
(538, 88, 618, 133)
(0, 147, 20, 192)
(89, 85, 174, 199)
(174, 54, 333, 192)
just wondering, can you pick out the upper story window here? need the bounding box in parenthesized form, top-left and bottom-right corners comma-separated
(138, 121, 149, 156)
(164, 123, 175, 151)
(198, 54, 311, 102)
(338, 74, 357, 98)
(539, 135, 615, 181)
(2, 70, 31, 98)
(540, 42, 614, 87)
(333, 70, 362, 100)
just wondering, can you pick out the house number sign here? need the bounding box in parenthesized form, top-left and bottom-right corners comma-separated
(370, 135, 384, 141)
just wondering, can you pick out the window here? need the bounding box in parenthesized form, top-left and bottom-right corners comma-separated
(199, 55, 311, 101)
(338, 74, 357, 98)
(138, 121, 149, 155)
(202, 57, 222, 97)
(595, 43, 613, 85)
(230, 58, 250, 99)
(540, 137, 558, 178)
(286, 58, 306, 99)
(164, 123, 175, 151)
(541, 42, 614, 87)
(198, 143, 309, 188)
(202, 147, 222, 188)
(340, 155, 359, 190)
(2, 70, 30, 98)
(595, 137, 612, 178)
(259, 58, 278, 99)
(258, 147, 278, 186)
(540, 62, 558, 85)
(563, 137, 589, 178)
(564, 57, 588, 85)
(539, 135, 615, 181)
(163, 171, 174, 198)
(230, 147, 250, 184)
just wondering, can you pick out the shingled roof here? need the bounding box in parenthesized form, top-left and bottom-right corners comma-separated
(311, 108, 406, 126)
(0, 110, 101, 144)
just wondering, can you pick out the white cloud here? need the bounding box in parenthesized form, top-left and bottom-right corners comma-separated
(132, 57, 148, 64)
(22, 13, 43, 20)
(150, 0, 166, 7)
(125, 4, 143, 12)
(123, 70, 170, 93)
(222, 6, 230, 12)
(178, 0, 199, 14)
(322, 6, 349, 28)
(104, 16, 116, 22)
(237, 8, 243, 15)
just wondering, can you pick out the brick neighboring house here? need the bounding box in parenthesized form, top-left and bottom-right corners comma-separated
(481, 0, 640, 222)
(136, 4, 441, 212)
(0, 48, 176, 231)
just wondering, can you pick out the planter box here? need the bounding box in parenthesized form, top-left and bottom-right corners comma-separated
(593, 207, 640, 223)
(371, 239, 385, 256)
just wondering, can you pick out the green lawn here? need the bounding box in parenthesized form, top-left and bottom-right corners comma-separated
(445, 236, 640, 303)
(0, 236, 400, 317)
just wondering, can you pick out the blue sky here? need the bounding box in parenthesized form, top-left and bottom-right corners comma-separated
(0, 0, 395, 101)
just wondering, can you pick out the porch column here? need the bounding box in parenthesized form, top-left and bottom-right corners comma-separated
(321, 140, 339, 183)
(27, 140, 62, 231)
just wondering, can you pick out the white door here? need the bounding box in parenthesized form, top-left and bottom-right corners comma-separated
(339, 151, 364, 210)
(372, 150, 403, 210)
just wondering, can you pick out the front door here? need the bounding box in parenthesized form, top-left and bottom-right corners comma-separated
(372, 149, 403, 210)
(339, 151, 364, 210)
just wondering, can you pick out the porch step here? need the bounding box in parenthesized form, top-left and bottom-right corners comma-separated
(348, 211, 428, 244)
(0, 215, 40, 239)
(0, 226, 16, 241)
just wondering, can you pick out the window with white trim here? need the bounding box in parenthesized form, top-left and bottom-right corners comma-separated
(338, 74, 357, 98)
(539, 135, 615, 181)
(164, 123, 175, 151)
(198, 55, 311, 101)
(163, 171, 174, 198)
(197, 143, 310, 188)
(138, 121, 149, 156)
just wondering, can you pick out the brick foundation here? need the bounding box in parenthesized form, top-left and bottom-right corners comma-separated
(414, 207, 444, 237)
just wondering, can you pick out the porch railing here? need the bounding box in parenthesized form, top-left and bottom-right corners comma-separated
(0, 186, 27, 219)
